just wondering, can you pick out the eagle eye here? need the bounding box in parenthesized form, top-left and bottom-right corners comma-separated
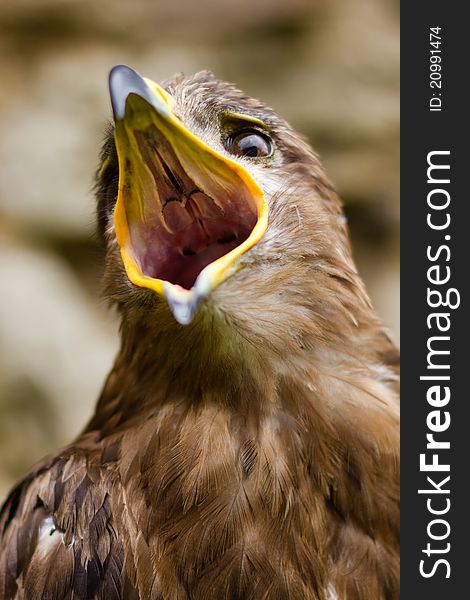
(226, 130, 273, 159)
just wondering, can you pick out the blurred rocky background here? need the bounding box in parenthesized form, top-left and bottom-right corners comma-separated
(0, 0, 399, 500)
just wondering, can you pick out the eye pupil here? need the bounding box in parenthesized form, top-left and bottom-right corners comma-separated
(227, 131, 272, 158)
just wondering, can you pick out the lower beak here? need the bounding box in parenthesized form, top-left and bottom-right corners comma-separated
(109, 65, 268, 325)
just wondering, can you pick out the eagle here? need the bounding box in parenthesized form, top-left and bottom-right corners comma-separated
(0, 65, 399, 600)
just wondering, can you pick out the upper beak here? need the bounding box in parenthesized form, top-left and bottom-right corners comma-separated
(109, 65, 268, 325)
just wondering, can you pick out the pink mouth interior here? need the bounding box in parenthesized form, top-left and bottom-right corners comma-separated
(126, 130, 258, 290)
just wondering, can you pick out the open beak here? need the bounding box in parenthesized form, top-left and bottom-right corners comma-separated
(109, 65, 268, 325)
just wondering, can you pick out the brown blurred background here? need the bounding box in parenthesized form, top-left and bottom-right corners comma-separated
(0, 0, 399, 501)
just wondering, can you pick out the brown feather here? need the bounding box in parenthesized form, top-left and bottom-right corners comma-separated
(0, 71, 399, 599)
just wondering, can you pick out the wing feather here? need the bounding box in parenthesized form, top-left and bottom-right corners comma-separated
(0, 453, 137, 600)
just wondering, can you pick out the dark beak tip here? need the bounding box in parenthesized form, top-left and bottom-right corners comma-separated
(108, 64, 154, 120)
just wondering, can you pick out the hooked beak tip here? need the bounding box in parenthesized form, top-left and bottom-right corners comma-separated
(109, 64, 170, 120)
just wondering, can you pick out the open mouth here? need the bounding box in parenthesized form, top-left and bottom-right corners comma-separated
(129, 127, 258, 291)
(110, 65, 268, 324)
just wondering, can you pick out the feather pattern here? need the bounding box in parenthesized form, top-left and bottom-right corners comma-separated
(0, 71, 399, 599)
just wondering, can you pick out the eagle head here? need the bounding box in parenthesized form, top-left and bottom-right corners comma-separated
(96, 65, 363, 352)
